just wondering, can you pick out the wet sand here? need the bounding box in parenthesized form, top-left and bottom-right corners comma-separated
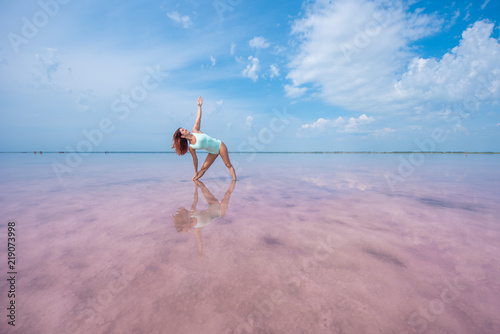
(0, 153, 499, 333)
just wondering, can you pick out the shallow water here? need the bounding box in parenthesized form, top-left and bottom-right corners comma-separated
(0, 153, 499, 334)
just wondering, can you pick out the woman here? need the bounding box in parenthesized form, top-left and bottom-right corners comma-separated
(172, 96, 237, 181)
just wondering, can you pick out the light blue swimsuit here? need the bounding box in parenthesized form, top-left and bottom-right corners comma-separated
(191, 204, 222, 228)
(189, 133, 222, 154)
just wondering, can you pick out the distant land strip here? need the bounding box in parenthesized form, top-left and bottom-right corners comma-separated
(1, 151, 499, 154)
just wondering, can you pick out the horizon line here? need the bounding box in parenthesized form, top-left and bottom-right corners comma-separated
(1, 151, 499, 154)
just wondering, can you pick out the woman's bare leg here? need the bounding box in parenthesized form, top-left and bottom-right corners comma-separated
(219, 142, 237, 180)
(194, 153, 218, 180)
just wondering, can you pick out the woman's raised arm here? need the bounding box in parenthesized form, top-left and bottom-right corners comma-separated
(192, 96, 202, 133)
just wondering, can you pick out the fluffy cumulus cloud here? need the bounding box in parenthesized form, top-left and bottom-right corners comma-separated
(341, 114, 375, 133)
(286, 0, 500, 115)
(167, 11, 193, 29)
(395, 21, 500, 107)
(301, 114, 375, 133)
(242, 56, 260, 81)
(249, 36, 270, 49)
(301, 116, 345, 131)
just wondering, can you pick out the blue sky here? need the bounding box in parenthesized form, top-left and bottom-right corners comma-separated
(0, 0, 499, 152)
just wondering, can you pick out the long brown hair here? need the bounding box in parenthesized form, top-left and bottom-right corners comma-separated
(172, 128, 189, 155)
(172, 207, 192, 232)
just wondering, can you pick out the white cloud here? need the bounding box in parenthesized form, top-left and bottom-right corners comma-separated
(286, 0, 500, 115)
(272, 45, 287, 55)
(34, 47, 60, 82)
(374, 127, 396, 137)
(244, 116, 253, 129)
(167, 11, 192, 29)
(395, 21, 500, 109)
(448, 123, 468, 133)
(210, 55, 216, 66)
(230, 42, 237, 55)
(481, 0, 491, 10)
(301, 117, 345, 131)
(446, 9, 460, 29)
(214, 99, 223, 113)
(31, 48, 96, 111)
(249, 36, 270, 49)
(284, 84, 307, 98)
(269, 64, 280, 79)
(301, 114, 374, 133)
(340, 114, 375, 133)
(242, 56, 260, 82)
(287, 0, 436, 111)
(72, 91, 93, 112)
(464, 4, 472, 21)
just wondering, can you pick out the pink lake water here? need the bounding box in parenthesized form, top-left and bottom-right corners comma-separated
(0, 153, 499, 334)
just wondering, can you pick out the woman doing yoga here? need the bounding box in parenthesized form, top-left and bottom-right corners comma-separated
(172, 96, 237, 181)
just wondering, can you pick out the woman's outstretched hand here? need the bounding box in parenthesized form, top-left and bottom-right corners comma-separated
(197, 96, 203, 107)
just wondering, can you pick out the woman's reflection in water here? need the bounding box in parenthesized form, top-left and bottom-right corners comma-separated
(172, 180, 236, 262)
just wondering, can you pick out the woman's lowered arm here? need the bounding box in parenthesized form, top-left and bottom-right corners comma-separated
(189, 146, 199, 180)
